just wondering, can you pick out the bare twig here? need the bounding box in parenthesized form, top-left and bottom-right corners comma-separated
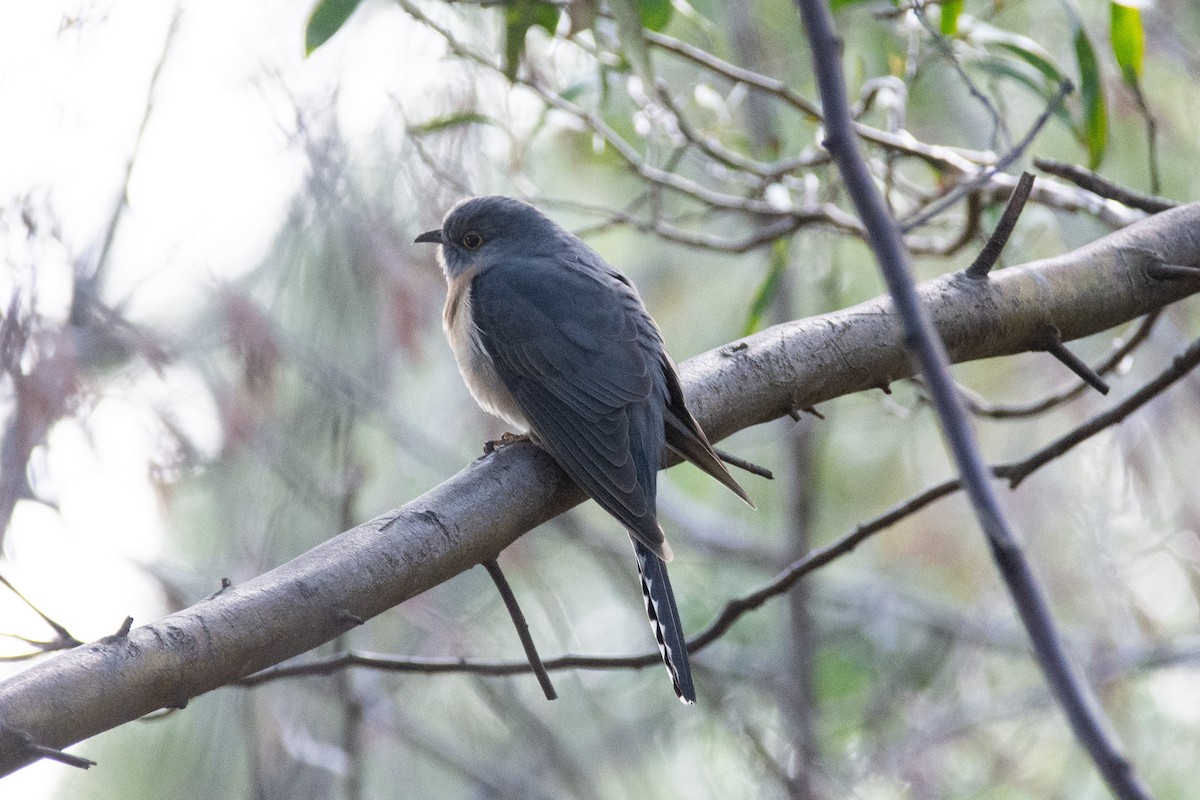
(910, 0, 1011, 150)
(900, 80, 1073, 233)
(793, 1, 1150, 798)
(643, 29, 995, 174)
(996, 336, 1200, 488)
(1124, 81, 1162, 194)
(11, 731, 95, 770)
(957, 313, 1160, 419)
(91, 7, 182, 285)
(654, 79, 818, 180)
(0, 574, 81, 660)
(1147, 264, 1200, 281)
(1033, 157, 1177, 214)
(964, 172, 1035, 278)
(712, 447, 774, 480)
(483, 560, 557, 700)
(235, 335, 1200, 694)
(570, 204, 856, 253)
(983, 171, 1144, 228)
(1045, 336, 1110, 395)
(914, 190, 983, 257)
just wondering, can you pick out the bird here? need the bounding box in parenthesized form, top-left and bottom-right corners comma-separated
(415, 195, 752, 703)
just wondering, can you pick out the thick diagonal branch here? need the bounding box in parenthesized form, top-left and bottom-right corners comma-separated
(0, 204, 1197, 775)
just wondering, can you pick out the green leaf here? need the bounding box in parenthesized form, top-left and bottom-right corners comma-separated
(962, 17, 1080, 141)
(1064, 0, 1107, 168)
(963, 19, 1066, 85)
(1110, 1, 1144, 85)
(742, 238, 790, 337)
(305, 0, 363, 56)
(559, 80, 592, 104)
(940, 0, 963, 36)
(975, 58, 1079, 137)
(609, 0, 654, 81)
(636, 0, 673, 32)
(503, 0, 561, 81)
(409, 112, 496, 136)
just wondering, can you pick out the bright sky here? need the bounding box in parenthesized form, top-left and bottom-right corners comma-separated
(0, 0, 445, 794)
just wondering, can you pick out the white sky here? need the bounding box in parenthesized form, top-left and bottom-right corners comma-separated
(0, 0, 447, 794)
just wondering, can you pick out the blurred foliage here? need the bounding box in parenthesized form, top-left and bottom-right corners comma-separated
(7, 0, 1200, 798)
(1064, 0, 1109, 168)
(1109, 1, 1144, 85)
(305, 0, 363, 55)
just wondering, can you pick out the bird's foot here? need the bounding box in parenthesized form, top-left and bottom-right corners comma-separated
(483, 431, 531, 455)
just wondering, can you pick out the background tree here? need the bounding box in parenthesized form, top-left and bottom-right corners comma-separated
(2, 1, 1200, 798)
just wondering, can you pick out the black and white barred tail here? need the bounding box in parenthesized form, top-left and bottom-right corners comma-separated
(632, 538, 695, 703)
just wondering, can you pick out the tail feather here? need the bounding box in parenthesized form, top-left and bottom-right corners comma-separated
(659, 353, 754, 508)
(632, 537, 695, 704)
(664, 413, 754, 507)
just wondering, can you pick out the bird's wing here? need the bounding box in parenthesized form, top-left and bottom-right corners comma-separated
(660, 352, 754, 507)
(470, 256, 670, 560)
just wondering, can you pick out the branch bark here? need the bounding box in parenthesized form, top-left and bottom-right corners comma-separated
(1, 203, 1198, 775)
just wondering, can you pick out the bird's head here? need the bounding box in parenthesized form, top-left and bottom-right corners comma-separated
(415, 195, 566, 278)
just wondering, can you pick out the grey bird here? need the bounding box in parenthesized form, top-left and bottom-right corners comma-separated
(416, 196, 752, 703)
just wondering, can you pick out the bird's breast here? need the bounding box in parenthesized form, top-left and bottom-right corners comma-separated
(443, 272, 530, 432)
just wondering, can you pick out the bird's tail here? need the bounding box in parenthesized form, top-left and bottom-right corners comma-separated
(632, 537, 696, 704)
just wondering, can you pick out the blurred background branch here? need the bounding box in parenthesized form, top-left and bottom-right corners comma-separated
(2, 202, 1199, 780)
(3, 0, 1200, 797)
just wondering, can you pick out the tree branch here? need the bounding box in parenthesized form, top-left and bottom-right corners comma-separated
(795, 1, 1158, 796)
(239, 327, 1200, 687)
(0, 204, 1197, 775)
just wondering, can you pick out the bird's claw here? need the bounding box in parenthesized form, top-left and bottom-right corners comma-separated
(483, 431, 531, 456)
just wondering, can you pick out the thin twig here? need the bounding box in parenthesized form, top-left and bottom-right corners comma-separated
(997, 336, 1200, 488)
(643, 29, 995, 174)
(793, 1, 1150, 798)
(570, 205, 856, 253)
(239, 329, 1200, 683)
(0, 573, 81, 654)
(91, 7, 182, 286)
(1126, 81, 1161, 195)
(983, 171, 1144, 229)
(1045, 336, 1110, 395)
(914, 190, 983, 257)
(1033, 157, 1177, 214)
(910, 0, 1011, 149)
(22, 741, 95, 770)
(958, 313, 1160, 419)
(1147, 264, 1200, 281)
(483, 560, 557, 700)
(900, 80, 1073, 233)
(712, 447, 774, 480)
(964, 172, 1035, 278)
(654, 79, 817, 179)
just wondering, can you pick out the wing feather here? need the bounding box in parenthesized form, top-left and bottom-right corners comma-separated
(470, 255, 669, 558)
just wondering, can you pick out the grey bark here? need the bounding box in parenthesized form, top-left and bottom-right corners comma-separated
(0, 202, 1198, 775)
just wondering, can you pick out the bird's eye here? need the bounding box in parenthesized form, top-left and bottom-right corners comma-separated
(462, 232, 483, 249)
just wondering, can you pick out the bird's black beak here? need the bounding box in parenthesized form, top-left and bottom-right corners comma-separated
(414, 229, 443, 245)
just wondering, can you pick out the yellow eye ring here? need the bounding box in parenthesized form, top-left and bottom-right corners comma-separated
(462, 232, 483, 249)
